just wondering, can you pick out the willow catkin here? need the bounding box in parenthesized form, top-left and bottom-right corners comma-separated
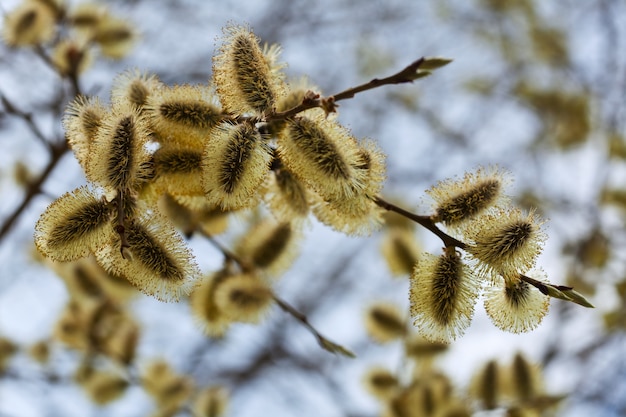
(278, 116, 364, 201)
(34, 186, 112, 261)
(111, 69, 162, 109)
(86, 104, 151, 192)
(202, 123, 272, 210)
(213, 25, 284, 114)
(484, 272, 550, 333)
(465, 208, 546, 280)
(263, 166, 311, 222)
(410, 249, 479, 343)
(190, 271, 233, 337)
(94, 210, 200, 302)
(363, 366, 399, 401)
(153, 147, 204, 196)
(381, 228, 421, 276)
(82, 371, 129, 405)
(192, 386, 229, 417)
(471, 359, 500, 410)
(92, 16, 136, 59)
(63, 96, 108, 170)
(2, 1, 56, 46)
(236, 219, 298, 276)
(213, 274, 273, 324)
(428, 166, 510, 227)
(364, 302, 406, 343)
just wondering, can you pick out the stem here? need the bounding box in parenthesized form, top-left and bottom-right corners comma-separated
(266, 57, 427, 121)
(373, 196, 467, 249)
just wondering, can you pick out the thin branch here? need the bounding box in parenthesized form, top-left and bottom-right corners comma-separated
(1, 92, 52, 148)
(373, 196, 467, 249)
(272, 294, 355, 358)
(266, 57, 429, 121)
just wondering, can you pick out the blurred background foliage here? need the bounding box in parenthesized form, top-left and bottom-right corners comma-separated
(0, 0, 624, 416)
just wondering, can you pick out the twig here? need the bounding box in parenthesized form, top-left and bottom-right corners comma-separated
(266, 57, 428, 121)
(272, 294, 355, 358)
(373, 196, 467, 249)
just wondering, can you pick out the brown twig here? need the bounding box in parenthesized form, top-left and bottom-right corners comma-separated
(265, 57, 427, 121)
(373, 196, 467, 249)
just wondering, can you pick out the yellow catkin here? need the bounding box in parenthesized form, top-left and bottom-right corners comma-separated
(0, 338, 18, 372)
(28, 340, 50, 364)
(34, 186, 112, 261)
(410, 249, 479, 343)
(190, 271, 234, 337)
(202, 123, 272, 210)
(484, 271, 550, 333)
(83, 371, 129, 405)
(153, 147, 204, 196)
(213, 25, 285, 114)
(507, 352, 543, 402)
(146, 84, 222, 147)
(68, 3, 106, 32)
(192, 386, 229, 417)
(311, 139, 386, 236)
(213, 274, 274, 324)
(158, 194, 230, 237)
(86, 104, 152, 191)
(262, 165, 311, 222)
(363, 366, 399, 401)
(381, 228, 421, 276)
(428, 166, 509, 227)
(92, 16, 136, 59)
(2, 1, 56, 46)
(364, 302, 406, 343)
(470, 359, 500, 410)
(236, 219, 298, 276)
(141, 360, 194, 410)
(95, 210, 200, 302)
(278, 116, 365, 201)
(111, 69, 162, 109)
(63, 95, 108, 170)
(51, 39, 92, 77)
(465, 207, 546, 279)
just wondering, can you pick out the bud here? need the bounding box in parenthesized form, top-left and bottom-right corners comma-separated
(35, 186, 112, 261)
(202, 123, 272, 209)
(213, 25, 285, 114)
(428, 166, 509, 227)
(508, 352, 543, 402)
(484, 271, 550, 333)
(410, 249, 479, 342)
(364, 302, 406, 343)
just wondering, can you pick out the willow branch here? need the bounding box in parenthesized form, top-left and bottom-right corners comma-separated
(266, 57, 428, 121)
(373, 196, 467, 249)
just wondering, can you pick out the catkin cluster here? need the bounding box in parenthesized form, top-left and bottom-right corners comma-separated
(404, 167, 550, 342)
(34, 24, 387, 312)
(2, 0, 137, 75)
